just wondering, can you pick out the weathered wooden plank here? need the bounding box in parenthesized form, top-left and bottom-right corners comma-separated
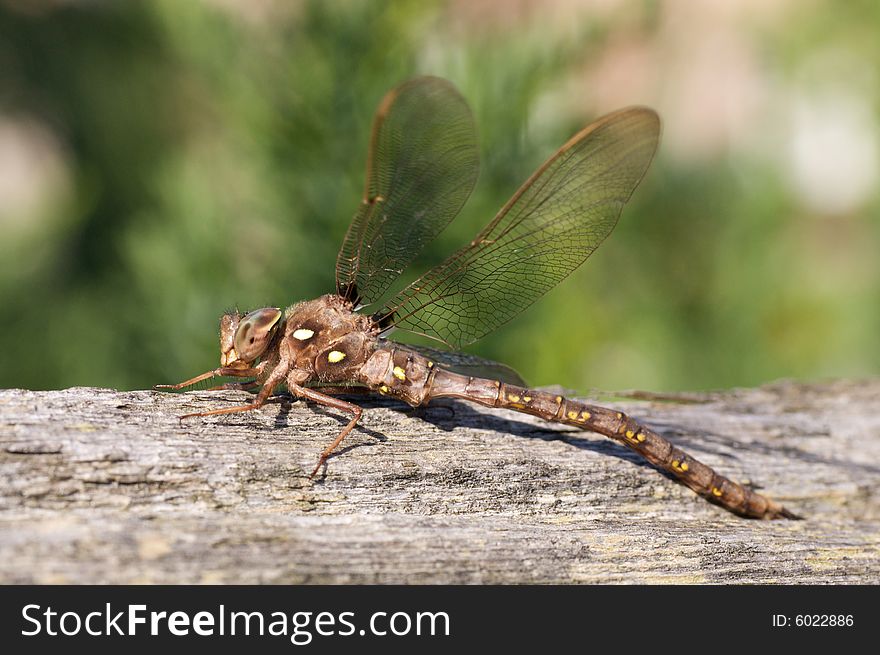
(0, 379, 877, 583)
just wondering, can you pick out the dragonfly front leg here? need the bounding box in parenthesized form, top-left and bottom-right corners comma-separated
(154, 365, 263, 391)
(179, 364, 287, 420)
(290, 383, 363, 479)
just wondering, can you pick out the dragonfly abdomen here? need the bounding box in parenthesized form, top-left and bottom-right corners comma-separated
(426, 373, 797, 520)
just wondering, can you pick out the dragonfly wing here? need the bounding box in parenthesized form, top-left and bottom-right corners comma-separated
(400, 344, 528, 387)
(374, 107, 660, 348)
(336, 77, 479, 308)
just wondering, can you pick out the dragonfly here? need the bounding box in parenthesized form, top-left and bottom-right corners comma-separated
(158, 76, 797, 520)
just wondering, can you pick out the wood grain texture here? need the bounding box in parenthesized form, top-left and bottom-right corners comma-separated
(0, 379, 877, 583)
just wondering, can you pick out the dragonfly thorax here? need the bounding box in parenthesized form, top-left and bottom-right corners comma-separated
(280, 294, 377, 383)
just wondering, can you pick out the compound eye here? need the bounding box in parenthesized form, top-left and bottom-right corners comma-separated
(233, 307, 282, 363)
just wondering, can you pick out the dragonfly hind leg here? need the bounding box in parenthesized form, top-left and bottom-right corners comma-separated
(290, 383, 363, 479)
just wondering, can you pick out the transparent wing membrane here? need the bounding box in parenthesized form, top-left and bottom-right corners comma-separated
(401, 344, 528, 387)
(335, 77, 479, 307)
(376, 107, 660, 347)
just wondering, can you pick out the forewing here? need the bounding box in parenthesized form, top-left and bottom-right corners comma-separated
(336, 77, 479, 307)
(375, 107, 660, 347)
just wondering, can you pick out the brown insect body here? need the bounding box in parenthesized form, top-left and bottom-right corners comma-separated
(359, 342, 794, 519)
(280, 295, 377, 384)
(159, 76, 798, 520)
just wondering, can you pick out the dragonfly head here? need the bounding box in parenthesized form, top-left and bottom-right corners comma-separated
(219, 307, 282, 366)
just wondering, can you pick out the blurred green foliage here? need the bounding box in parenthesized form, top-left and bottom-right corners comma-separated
(1, 0, 878, 393)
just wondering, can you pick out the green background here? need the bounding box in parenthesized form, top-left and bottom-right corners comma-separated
(1, 0, 878, 393)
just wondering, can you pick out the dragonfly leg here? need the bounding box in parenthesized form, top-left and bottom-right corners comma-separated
(154, 366, 262, 391)
(290, 383, 363, 479)
(179, 365, 286, 420)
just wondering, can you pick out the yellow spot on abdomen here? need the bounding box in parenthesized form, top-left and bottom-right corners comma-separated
(680, 462, 689, 472)
(293, 328, 314, 341)
(566, 411, 578, 420)
(379, 384, 389, 394)
(392, 366, 407, 381)
(328, 350, 346, 363)
(712, 486, 723, 497)
(636, 433, 647, 442)
(580, 410, 590, 420)
(508, 394, 520, 403)
(625, 430, 635, 439)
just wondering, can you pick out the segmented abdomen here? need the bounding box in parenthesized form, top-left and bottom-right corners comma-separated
(426, 370, 797, 519)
